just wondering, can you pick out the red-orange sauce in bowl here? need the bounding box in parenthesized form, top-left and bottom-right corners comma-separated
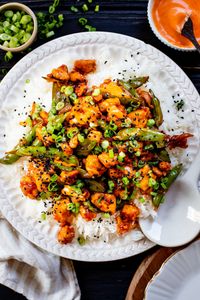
(152, 0, 200, 48)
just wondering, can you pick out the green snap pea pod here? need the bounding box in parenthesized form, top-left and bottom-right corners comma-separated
(15, 146, 47, 156)
(116, 128, 165, 142)
(21, 126, 36, 145)
(118, 76, 149, 97)
(150, 90, 163, 127)
(115, 128, 139, 140)
(52, 83, 72, 113)
(138, 129, 165, 142)
(153, 164, 182, 207)
(86, 180, 105, 193)
(0, 126, 36, 164)
(157, 149, 170, 162)
(128, 76, 149, 88)
(64, 155, 79, 166)
(118, 80, 137, 97)
(0, 153, 20, 164)
(32, 138, 43, 147)
(120, 97, 140, 109)
(76, 139, 96, 156)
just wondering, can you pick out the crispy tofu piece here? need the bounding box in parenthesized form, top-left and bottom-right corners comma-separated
(91, 193, 116, 214)
(57, 225, 75, 244)
(87, 130, 103, 143)
(59, 170, 79, 185)
(62, 186, 90, 202)
(53, 199, 74, 225)
(79, 205, 97, 221)
(98, 152, 117, 168)
(85, 155, 106, 177)
(74, 59, 96, 74)
(20, 175, 38, 199)
(121, 204, 139, 221)
(99, 98, 121, 112)
(100, 81, 129, 98)
(128, 107, 150, 128)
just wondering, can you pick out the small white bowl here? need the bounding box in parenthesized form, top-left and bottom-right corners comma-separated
(147, 0, 195, 51)
(0, 2, 38, 53)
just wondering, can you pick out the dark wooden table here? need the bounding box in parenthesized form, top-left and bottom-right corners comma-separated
(0, 1, 199, 299)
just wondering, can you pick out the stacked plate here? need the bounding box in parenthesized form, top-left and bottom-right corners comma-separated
(145, 240, 200, 300)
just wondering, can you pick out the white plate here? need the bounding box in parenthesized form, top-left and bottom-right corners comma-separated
(145, 239, 200, 300)
(0, 32, 200, 261)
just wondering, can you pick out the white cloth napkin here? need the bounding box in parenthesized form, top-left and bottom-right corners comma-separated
(0, 213, 81, 300)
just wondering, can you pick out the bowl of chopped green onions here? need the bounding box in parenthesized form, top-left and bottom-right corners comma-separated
(0, 2, 37, 52)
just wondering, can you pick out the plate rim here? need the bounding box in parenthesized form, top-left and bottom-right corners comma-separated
(0, 31, 199, 261)
(144, 239, 200, 299)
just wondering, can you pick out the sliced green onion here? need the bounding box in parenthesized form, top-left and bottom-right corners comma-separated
(108, 180, 115, 193)
(78, 134, 85, 143)
(122, 177, 130, 185)
(101, 140, 109, 149)
(25, 79, 30, 84)
(139, 197, 145, 203)
(109, 149, 114, 158)
(85, 25, 96, 31)
(77, 235, 86, 246)
(56, 101, 65, 110)
(94, 5, 100, 12)
(46, 31, 55, 38)
(69, 93, 77, 103)
(147, 119, 155, 127)
(0, 33, 11, 41)
(148, 178, 157, 187)
(49, 5, 55, 14)
(48, 181, 59, 192)
(78, 18, 88, 26)
(50, 174, 58, 182)
(135, 151, 141, 157)
(82, 4, 89, 12)
(41, 212, 46, 221)
(71, 6, 79, 13)
(103, 213, 110, 218)
(4, 10, 14, 18)
(20, 15, 32, 25)
(118, 151, 126, 162)
(4, 51, 13, 62)
(68, 202, 80, 214)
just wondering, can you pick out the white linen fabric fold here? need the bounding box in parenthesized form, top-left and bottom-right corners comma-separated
(0, 213, 81, 300)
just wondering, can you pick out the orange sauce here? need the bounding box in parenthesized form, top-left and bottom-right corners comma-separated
(152, 0, 200, 48)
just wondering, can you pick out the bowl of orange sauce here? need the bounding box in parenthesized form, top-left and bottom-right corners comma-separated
(148, 0, 200, 51)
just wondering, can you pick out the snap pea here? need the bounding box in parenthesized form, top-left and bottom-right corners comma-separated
(120, 97, 140, 109)
(0, 127, 36, 164)
(118, 76, 149, 97)
(15, 146, 47, 156)
(115, 128, 165, 142)
(128, 76, 149, 88)
(157, 149, 170, 162)
(0, 153, 20, 165)
(115, 128, 139, 140)
(150, 90, 163, 127)
(138, 129, 165, 142)
(76, 139, 96, 156)
(152, 164, 182, 207)
(86, 180, 105, 193)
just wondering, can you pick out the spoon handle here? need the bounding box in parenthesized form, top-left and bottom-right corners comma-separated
(181, 21, 200, 54)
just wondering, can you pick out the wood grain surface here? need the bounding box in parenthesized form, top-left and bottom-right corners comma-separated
(0, 1, 199, 300)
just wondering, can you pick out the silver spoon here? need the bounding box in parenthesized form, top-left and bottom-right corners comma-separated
(139, 152, 200, 247)
(181, 16, 200, 54)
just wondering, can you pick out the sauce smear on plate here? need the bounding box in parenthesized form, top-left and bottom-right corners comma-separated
(152, 0, 200, 48)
